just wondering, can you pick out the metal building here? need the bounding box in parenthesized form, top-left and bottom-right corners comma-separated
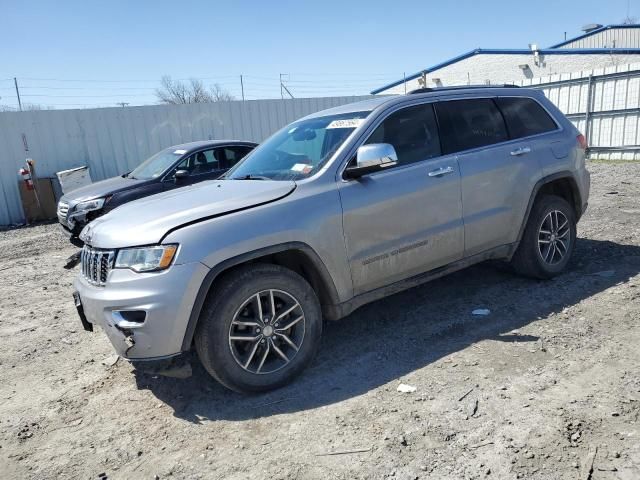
(372, 24, 640, 94)
(550, 24, 640, 49)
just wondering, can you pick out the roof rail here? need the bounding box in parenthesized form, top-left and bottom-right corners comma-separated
(408, 84, 520, 94)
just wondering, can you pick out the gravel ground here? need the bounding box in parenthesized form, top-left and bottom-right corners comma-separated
(1, 161, 639, 480)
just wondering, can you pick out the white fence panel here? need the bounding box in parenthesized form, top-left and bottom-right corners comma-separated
(522, 62, 640, 162)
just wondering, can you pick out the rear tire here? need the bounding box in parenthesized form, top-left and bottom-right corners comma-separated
(195, 264, 322, 393)
(511, 195, 576, 279)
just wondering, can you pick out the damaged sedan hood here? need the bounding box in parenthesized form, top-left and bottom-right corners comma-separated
(81, 180, 296, 248)
(60, 175, 145, 204)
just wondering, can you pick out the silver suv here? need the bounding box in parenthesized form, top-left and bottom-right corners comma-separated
(73, 86, 590, 393)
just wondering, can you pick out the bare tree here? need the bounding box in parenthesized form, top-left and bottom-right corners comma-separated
(210, 83, 235, 101)
(0, 103, 54, 112)
(155, 76, 234, 104)
(24, 103, 55, 111)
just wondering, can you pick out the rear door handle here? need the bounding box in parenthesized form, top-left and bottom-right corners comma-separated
(427, 166, 455, 177)
(510, 147, 531, 156)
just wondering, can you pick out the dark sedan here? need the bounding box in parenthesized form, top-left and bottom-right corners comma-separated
(57, 140, 257, 245)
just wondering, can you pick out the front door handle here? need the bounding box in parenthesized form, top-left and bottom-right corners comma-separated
(510, 147, 531, 156)
(427, 166, 455, 177)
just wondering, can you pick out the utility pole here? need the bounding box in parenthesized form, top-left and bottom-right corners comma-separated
(14, 77, 22, 111)
(240, 75, 245, 101)
(116, 102, 129, 108)
(279, 74, 294, 99)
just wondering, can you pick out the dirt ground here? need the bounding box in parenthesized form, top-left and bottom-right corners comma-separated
(1, 161, 639, 480)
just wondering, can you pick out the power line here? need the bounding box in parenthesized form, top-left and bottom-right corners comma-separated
(18, 85, 160, 91)
(21, 93, 159, 98)
(16, 75, 242, 82)
(0, 72, 390, 109)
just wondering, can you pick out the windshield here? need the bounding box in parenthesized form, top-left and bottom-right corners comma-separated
(128, 148, 186, 180)
(225, 111, 370, 180)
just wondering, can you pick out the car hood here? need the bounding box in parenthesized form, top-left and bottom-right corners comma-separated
(80, 180, 296, 248)
(61, 175, 145, 204)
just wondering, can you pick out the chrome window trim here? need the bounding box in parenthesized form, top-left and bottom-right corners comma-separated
(335, 93, 565, 181)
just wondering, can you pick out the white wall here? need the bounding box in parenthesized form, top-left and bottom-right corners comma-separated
(377, 53, 640, 94)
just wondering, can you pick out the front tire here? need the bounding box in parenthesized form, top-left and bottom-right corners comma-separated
(195, 264, 322, 393)
(511, 195, 577, 279)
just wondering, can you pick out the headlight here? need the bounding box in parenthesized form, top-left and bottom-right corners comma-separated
(74, 198, 106, 213)
(115, 245, 178, 272)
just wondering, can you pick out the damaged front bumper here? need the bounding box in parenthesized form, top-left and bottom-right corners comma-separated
(73, 261, 209, 360)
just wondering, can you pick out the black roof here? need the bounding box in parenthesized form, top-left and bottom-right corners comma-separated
(170, 139, 258, 153)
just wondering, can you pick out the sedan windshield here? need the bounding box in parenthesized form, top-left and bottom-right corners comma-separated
(128, 148, 185, 180)
(225, 111, 370, 180)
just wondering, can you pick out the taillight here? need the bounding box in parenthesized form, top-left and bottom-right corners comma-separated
(577, 134, 588, 150)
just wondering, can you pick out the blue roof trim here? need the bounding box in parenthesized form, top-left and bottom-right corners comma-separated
(549, 24, 640, 49)
(371, 48, 482, 94)
(371, 47, 640, 94)
(473, 48, 640, 55)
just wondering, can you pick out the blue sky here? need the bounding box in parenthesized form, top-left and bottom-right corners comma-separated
(0, 0, 637, 108)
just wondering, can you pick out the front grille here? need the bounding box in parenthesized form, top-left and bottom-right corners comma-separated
(57, 201, 69, 224)
(81, 245, 115, 286)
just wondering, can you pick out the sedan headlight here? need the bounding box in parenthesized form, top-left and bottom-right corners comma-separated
(74, 197, 106, 213)
(115, 245, 178, 273)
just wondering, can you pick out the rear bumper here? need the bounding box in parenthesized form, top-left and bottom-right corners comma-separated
(73, 261, 210, 359)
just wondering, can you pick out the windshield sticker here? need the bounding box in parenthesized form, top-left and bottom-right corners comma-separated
(291, 163, 313, 174)
(173, 149, 187, 155)
(326, 118, 364, 129)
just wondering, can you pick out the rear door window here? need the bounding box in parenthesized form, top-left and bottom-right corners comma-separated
(364, 103, 441, 166)
(497, 97, 558, 139)
(223, 146, 253, 168)
(190, 149, 221, 175)
(435, 99, 508, 154)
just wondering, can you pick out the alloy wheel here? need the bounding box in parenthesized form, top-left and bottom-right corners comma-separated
(228, 289, 305, 374)
(537, 209, 570, 265)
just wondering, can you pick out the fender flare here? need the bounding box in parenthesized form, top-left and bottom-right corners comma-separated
(515, 171, 582, 246)
(180, 241, 341, 351)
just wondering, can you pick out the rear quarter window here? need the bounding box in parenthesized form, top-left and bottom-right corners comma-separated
(497, 97, 558, 139)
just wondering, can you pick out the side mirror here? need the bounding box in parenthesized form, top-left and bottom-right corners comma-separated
(174, 169, 189, 181)
(344, 143, 398, 179)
